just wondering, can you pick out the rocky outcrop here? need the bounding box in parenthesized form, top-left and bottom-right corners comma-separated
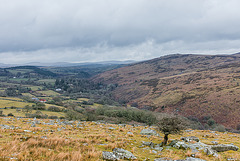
(102, 151, 118, 161)
(154, 157, 206, 161)
(211, 144, 239, 152)
(140, 129, 159, 136)
(141, 141, 163, 151)
(181, 136, 200, 142)
(169, 137, 239, 157)
(102, 148, 137, 160)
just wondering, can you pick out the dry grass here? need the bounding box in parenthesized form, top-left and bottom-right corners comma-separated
(0, 117, 239, 160)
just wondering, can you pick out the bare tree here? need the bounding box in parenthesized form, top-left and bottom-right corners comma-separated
(157, 115, 188, 145)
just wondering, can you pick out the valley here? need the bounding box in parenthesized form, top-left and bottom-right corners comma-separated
(0, 54, 240, 160)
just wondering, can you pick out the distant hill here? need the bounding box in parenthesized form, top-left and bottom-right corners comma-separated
(5, 66, 58, 77)
(23, 60, 136, 67)
(93, 53, 240, 129)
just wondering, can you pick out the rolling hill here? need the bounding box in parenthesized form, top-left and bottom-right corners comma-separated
(93, 53, 240, 129)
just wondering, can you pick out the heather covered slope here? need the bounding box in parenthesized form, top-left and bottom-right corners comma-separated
(93, 54, 240, 129)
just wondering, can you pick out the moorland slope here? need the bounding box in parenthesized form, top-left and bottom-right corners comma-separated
(93, 53, 240, 129)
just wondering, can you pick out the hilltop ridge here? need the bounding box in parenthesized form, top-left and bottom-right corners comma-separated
(93, 53, 240, 129)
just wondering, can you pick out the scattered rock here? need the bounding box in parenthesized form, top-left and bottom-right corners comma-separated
(154, 157, 206, 161)
(20, 137, 31, 142)
(142, 141, 154, 147)
(102, 151, 119, 161)
(127, 132, 133, 135)
(113, 148, 137, 160)
(154, 158, 172, 161)
(169, 140, 179, 146)
(211, 144, 239, 152)
(140, 129, 158, 136)
(185, 157, 206, 161)
(31, 123, 36, 127)
(211, 141, 218, 145)
(108, 127, 115, 130)
(118, 124, 126, 127)
(141, 141, 163, 151)
(204, 147, 218, 157)
(41, 136, 48, 139)
(181, 136, 200, 142)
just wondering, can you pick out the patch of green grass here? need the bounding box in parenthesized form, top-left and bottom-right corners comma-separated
(37, 79, 56, 84)
(0, 99, 33, 108)
(37, 90, 60, 96)
(24, 85, 43, 91)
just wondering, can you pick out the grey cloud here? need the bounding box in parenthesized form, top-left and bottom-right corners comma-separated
(0, 0, 240, 63)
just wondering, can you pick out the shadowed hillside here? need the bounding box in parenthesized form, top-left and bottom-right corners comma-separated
(93, 53, 240, 129)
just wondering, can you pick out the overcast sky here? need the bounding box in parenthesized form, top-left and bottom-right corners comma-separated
(1, 0, 240, 64)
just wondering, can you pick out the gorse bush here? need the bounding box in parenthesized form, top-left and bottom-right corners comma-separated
(48, 106, 61, 112)
(65, 110, 87, 121)
(64, 106, 157, 125)
(95, 106, 157, 125)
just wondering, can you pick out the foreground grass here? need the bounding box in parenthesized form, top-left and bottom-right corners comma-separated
(0, 117, 239, 161)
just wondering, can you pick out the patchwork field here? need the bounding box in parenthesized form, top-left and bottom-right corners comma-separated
(0, 117, 239, 161)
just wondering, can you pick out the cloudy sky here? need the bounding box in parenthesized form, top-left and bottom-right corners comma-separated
(1, 0, 240, 64)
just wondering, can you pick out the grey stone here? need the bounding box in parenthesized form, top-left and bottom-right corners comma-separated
(173, 141, 189, 150)
(118, 124, 126, 127)
(185, 157, 206, 161)
(154, 157, 206, 161)
(154, 158, 172, 161)
(181, 136, 200, 142)
(211, 144, 239, 152)
(142, 141, 154, 147)
(41, 136, 48, 139)
(205, 147, 218, 157)
(113, 148, 137, 160)
(169, 140, 179, 146)
(211, 141, 218, 145)
(140, 129, 158, 136)
(127, 132, 133, 135)
(154, 147, 163, 151)
(102, 151, 119, 161)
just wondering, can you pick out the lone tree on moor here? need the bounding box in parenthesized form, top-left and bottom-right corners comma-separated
(157, 115, 188, 145)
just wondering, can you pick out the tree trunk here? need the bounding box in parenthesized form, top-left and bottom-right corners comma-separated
(163, 134, 168, 145)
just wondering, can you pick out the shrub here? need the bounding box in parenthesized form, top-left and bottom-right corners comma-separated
(65, 110, 86, 121)
(22, 105, 33, 113)
(157, 115, 188, 145)
(34, 102, 46, 110)
(213, 124, 226, 132)
(25, 111, 48, 119)
(48, 115, 59, 119)
(10, 106, 17, 109)
(7, 113, 14, 116)
(207, 118, 216, 126)
(237, 124, 240, 130)
(48, 106, 61, 112)
(95, 106, 156, 125)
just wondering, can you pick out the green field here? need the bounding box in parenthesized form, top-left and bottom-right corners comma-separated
(0, 109, 65, 117)
(37, 79, 56, 84)
(37, 90, 60, 96)
(7, 69, 33, 74)
(24, 85, 43, 91)
(0, 99, 33, 108)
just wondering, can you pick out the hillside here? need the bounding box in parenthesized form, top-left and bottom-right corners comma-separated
(93, 53, 240, 129)
(0, 117, 239, 160)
